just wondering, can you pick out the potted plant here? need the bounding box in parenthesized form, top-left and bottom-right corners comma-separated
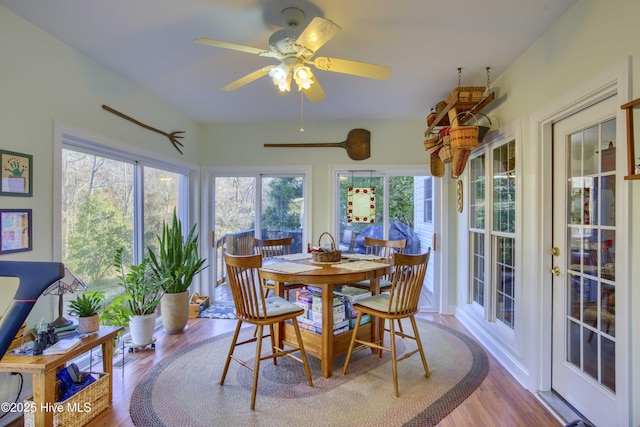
(114, 248, 165, 345)
(148, 209, 207, 334)
(68, 291, 104, 334)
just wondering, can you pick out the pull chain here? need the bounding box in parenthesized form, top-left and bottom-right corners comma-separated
(457, 67, 462, 86)
(299, 91, 304, 133)
(486, 67, 491, 89)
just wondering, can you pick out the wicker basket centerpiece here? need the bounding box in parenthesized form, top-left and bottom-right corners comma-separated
(311, 232, 341, 263)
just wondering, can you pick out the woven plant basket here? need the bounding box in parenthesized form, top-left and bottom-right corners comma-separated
(312, 232, 341, 263)
(449, 112, 479, 150)
(430, 151, 445, 177)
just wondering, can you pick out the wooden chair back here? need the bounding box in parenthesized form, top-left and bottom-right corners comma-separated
(254, 236, 292, 259)
(386, 249, 431, 317)
(223, 253, 268, 322)
(365, 237, 407, 281)
(364, 237, 407, 258)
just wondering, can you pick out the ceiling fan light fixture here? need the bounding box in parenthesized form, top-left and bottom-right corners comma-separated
(293, 64, 314, 91)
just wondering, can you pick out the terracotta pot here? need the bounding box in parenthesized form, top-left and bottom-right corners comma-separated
(77, 314, 99, 334)
(161, 291, 189, 334)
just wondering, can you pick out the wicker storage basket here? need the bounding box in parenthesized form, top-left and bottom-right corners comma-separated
(430, 152, 445, 177)
(451, 148, 472, 178)
(189, 293, 210, 318)
(438, 136, 452, 163)
(24, 373, 110, 427)
(312, 232, 341, 263)
(423, 131, 439, 151)
(445, 86, 486, 106)
(449, 112, 479, 150)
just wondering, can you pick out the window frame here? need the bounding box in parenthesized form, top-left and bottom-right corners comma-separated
(466, 127, 522, 353)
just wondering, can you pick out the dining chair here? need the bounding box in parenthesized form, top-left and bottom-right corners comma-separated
(349, 237, 407, 291)
(255, 236, 306, 299)
(342, 250, 431, 397)
(221, 253, 313, 410)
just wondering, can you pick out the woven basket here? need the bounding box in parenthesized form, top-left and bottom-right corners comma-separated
(449, 112, 479, 149)
(312, 232, 341, 263)
(430, 151, 445, 177)
(475, 112, 492, 142)
(438, 136, 453, 163)
(445, 86, 486, 105)
(24, 373, 110, 427)
(423, 131, 439, 150)
(451, 148, 471, 178)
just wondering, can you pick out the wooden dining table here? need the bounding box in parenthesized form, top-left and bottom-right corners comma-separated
(259, 255, 391, 378)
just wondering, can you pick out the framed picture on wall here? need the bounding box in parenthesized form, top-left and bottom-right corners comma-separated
(0, 209, 32, 254)
(1, 149, 33, 196)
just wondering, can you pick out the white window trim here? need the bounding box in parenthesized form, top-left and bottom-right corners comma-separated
(458, 120, 523, 360)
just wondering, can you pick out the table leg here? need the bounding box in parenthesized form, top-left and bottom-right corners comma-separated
(321, 286, 334, 378)
(101, 340, 114, 404)
(32, 370, 56, 426)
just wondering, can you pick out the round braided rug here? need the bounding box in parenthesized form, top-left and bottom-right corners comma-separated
(130, 319, 488, 427)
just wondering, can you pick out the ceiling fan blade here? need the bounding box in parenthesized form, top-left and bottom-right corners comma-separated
(222, 66, 275, 91)
(303, 77, 326, 102)
(311, 57, 391, 80)
(295, 17, 341, 56)
(194, 37, 281, 59)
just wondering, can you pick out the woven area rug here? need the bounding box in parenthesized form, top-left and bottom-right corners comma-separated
(130, 319, 488, 427)
(198, 302, 236, 319)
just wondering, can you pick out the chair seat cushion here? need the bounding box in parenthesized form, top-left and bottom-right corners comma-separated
(354, 293, 398, 313)
(260, 296, 303, 317)
(349, 278, 393, 289)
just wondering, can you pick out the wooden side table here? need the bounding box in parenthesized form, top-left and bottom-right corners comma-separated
(0, 325, 122, 427)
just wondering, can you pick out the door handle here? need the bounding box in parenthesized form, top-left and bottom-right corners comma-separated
(549, 266, 560, 276)
(551, 247, 560, 256)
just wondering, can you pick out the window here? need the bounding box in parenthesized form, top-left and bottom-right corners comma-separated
(423, 177, 433, 223)
(60, 135, 191, 306)
(468, 140, 517, 330)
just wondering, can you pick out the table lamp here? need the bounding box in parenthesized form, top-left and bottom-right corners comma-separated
(43, 267, 88, 328)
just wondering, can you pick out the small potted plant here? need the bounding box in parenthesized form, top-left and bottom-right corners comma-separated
(114, 248, 165, 345)
(68, 291, 104, 334)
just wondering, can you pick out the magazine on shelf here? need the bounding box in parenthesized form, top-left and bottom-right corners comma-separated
(42, 337, 81, 355)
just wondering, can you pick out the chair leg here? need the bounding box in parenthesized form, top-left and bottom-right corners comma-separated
(291, 320, 314, 387)
(343, 312, 363, 375)
(251, 324, 264, 410)
(389, 319, 399, 397)
(410, 315, 430, 378)
(269, 324, 277, 366)
(220, 320, 243, 386)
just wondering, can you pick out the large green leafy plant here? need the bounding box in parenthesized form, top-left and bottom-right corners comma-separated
(148, 209, 207, 294)
(114, 248, 164, 316)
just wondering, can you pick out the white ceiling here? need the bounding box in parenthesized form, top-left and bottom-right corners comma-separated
(1, 0, 577, 124)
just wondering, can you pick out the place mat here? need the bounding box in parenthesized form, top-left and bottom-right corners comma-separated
(332, 260, 386, 272)
(262, 262, 322, 274)
(275, 253, 313, 261)
(343, 254, 385, 261)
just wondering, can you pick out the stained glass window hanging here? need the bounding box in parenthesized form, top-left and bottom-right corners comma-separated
(347, 187, 376, 223)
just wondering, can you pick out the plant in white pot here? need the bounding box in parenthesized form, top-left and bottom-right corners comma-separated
(68, 291, 104, 334)
(148, 209, 207, 334)
(114, 248, 165, 345)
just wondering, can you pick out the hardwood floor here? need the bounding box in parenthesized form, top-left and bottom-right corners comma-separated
(10, 313, 562, 427)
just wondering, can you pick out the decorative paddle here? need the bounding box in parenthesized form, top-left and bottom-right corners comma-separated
(264, 128, 370, 160)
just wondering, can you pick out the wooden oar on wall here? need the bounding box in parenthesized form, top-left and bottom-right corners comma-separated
(264, 128, 370, 160)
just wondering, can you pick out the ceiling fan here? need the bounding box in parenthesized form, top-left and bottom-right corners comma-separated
(194, 7, 391, 102)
